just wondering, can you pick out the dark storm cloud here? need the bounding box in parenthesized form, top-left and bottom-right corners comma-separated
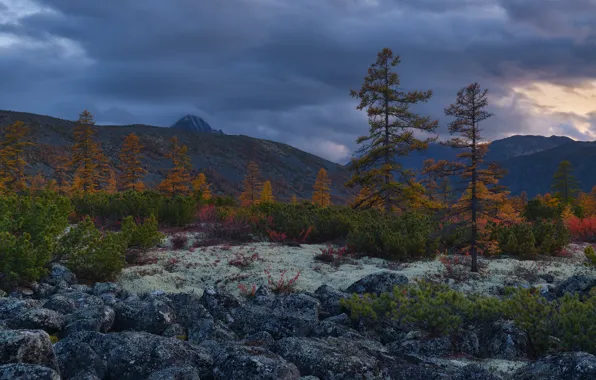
(1, 0, 595, 162)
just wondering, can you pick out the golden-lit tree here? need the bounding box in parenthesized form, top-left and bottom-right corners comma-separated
(291, 193, 298, 205)
(158, 136, 192, 196)
(346, 48, 439, 212)
(30, 172, 46, 192)
(70, 110, 108, 194)
(192, 172, 212, 201)
(577, 190, 596, 216)
(106, 169, 118, 194)
(119, 133, 146, 192)
(0, 120, 35, 192)
(312, 168, 332, 207)
(53, 154, 71, 194)
(350, 186, 384, 211)
(260, 180, 275, 203)
(239, 161, 262, 207)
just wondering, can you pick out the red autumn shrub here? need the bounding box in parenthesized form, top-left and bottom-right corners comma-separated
(565, 216, 596, 242)
(264, 268, 301, 294)
(197, 205, 218, 224)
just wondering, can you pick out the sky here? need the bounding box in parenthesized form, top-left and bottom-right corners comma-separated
(1, 0, 596, 164)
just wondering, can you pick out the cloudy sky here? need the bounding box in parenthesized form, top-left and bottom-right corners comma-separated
(2, 0, 596, 163)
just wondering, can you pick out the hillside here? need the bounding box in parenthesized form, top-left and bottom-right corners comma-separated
(0, 110, 354, 203)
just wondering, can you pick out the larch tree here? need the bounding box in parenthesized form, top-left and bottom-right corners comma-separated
(312, 168, 332, 207)
(119, 133, 146, 192)
(106, 169, 118, 194)
(192, 172, 212, 200)
(53, 153, 71, 195)
(260, 180, 275, 203)
(70, 110, 107, 194)
(0, 120, 35, 192)
(239, 161, 263, 207)
(442, 82, 503, 272)
(346, 48, 439, 212)
(291, 193, 298, 205)
(30, 172, 46, 192)
(551, 160, 580, 204)
(158, 136, 192, 196)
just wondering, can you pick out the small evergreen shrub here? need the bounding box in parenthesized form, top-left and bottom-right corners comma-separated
(585, 245, 596, 266)
(121, 214, 164, 251)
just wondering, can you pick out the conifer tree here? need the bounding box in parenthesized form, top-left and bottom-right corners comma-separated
(346, 48, 439, 212)
(53, 154, 71, 195)
(0, 120, 34, 192)
(312, 168, 332, 207)
(260, 180, 275, 203)
(30, 172, 46, 192)
(551, 160, 580, 204)
(158, 136, 192, 197)
(106, 169, 118, 194)
(70, 110, 107, 194)
(239, 161, 262, 207)
(119, 133, 146, 192)
(291, 193, 298, 205)
(192, 172, 212, 200)
(441, 82, 502, 272)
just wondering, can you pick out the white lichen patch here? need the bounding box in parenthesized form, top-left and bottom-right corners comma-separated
(118, 237, 595, 299)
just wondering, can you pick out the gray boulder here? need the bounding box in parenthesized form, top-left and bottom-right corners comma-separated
(0, 330, 58, 371)
(512, 351, 596, 380)
(0, 363, 60, 380)
(63, 305, 115, 336)
(147, 365, 201, 380)
(212, 344, 300, 380)
(188, 317, 237, 344)
(554, 275, 596, 297)
(112, 296, 175, 334)
(6, 308, 66, 334)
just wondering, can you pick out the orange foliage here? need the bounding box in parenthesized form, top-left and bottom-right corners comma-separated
(158, 136, 192, 196)
(30, 172, 46, 192)
(70, 110, 108, 194)
(192, 172, 212, 200)
(119, 133, 146, 192)
(0, 120, 34, 192)
(577, 191, 596, 217)
(312, 168, 332, 207)
(239, 161, 262, 207)
(260, 180, 275, 203)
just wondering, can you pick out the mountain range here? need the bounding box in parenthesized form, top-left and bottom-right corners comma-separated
(0, 109, 595, 200)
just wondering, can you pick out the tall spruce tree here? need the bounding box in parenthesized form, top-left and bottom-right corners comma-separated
(551, 160, 580, 204)
(347, 48, 439, 212)
(70, 110, 107, 194)
(442, 82, 505, 272)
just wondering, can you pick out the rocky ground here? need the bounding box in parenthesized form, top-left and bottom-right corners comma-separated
(3, 255, 596, 379)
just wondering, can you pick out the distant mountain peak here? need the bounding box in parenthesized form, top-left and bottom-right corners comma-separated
(171, 114, 224, 134)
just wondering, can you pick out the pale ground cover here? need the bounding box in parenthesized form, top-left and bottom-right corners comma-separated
(118, 232, 594, 299)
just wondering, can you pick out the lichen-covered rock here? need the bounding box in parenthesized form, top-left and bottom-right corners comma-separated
(53, 337, 106, 379)
(388, 336, 452, 358)
(92, 282, 124, 298)
(166, 293, 212, 327)
(188, 317, 237, 344)
(212, 344, 300, 380)
(146, 365, 201, 380)
(231, 293, 320, 339)
(45, 264, 78, 286)
(0, 363, 60, 380)
(512, 351, 596, 380)
(112, 296, 175, 334)
(43, 292, 104, 314)
(310, 285, 349, 319)
(162, 323, 187, 338)
(6, 308, 66, 334)
(478, 320, 529, 359)
(63, 305, 115, 336)
(55, 331, 213, 380)
(345, 271, 408, 295)
(0, 298, 41, 320)
(554, 275, 596, 298)
(310, 315, 357, 338)
(241, 331, 276, 350)
(0, 330, 58, 371)
(200, 287, 240, 323)
(452, 364, 503, 380)
(274, 336, 383, 379)
(34, 283, 57, 299)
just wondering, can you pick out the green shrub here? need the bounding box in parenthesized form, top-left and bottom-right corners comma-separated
(585, 245, 596, 266)
(0, 194, 72, 288)
(532, 220, 570, 255)
(56, 217, 127, 282)
(158, 196, 197, 227)
(523, 199, 563, 222)
(341, 281, 501, 336)
(346, 211, 438, 260)
(121, 214, 164, 251)
(489, 220, 570, 257)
